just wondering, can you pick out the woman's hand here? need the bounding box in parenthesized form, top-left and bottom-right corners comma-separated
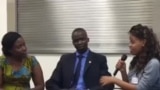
(100, 76, 115, 86)
(116, 59, 126, 72)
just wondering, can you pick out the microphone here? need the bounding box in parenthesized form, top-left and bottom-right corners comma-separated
(113, 54, 127, 76)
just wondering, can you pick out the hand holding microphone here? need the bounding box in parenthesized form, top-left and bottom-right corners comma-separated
(99, 54, 127, 87)
(100, 54, 128, 87)
(113, 54, 127, 76)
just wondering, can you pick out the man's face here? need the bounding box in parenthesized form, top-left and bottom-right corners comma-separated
(72, 31, 89, 53)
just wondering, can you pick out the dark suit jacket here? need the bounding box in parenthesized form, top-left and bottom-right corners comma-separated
(46, 51, 114, 90)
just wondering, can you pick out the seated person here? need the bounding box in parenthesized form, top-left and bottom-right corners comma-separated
(100, 24, 160, 90)
(46, 28, 114, 90)
(0, 32, 44, 90)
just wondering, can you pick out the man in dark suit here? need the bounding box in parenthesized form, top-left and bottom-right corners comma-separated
(46, 28, 114, 90)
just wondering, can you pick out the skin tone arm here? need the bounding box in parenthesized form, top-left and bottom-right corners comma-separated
(116, 60, 129, 82)
(31, 64, 44, 90)
(100, 59, 138, 90)
(120, 70, 128, 82)
(100, 76, 137, 90)
(100, 60, 131, 90)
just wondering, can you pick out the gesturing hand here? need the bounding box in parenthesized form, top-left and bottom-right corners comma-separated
(100, 76, 114, 86)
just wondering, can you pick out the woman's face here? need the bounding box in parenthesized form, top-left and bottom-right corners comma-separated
(129, 34, 146, 55)
(10, 37, 27, 58)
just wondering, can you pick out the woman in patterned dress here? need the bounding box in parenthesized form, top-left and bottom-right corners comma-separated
(0, 32, 44, 90)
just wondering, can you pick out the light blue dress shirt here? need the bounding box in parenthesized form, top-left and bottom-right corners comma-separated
(74, 49, 89, 90)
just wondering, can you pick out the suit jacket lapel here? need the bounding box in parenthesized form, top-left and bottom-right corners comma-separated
(68, 53, 76, 81)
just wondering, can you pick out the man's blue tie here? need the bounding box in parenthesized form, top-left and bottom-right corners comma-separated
(73, 55, 83, 87)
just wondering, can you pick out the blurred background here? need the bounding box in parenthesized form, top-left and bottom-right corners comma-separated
(0, 0, 160, 89)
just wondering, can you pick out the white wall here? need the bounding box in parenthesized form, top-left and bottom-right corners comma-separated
(0, 0, 7, 53)
(1, 0, 160, 89)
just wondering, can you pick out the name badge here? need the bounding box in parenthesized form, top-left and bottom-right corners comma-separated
(131, 76, 138, 84)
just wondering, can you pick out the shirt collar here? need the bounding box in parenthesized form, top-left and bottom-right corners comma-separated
(76, 49, 89, 58)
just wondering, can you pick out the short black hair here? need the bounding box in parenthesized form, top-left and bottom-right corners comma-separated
(1, 32, 22, 56)
(71, 28, 87, 38)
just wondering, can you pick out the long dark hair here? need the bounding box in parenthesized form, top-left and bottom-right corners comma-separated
(129, 24, 160, 72)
